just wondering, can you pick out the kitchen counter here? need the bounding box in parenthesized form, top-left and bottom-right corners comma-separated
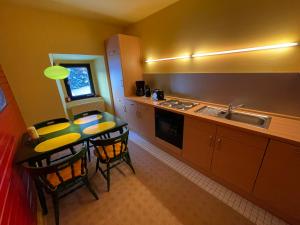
(126, 96, 300, 145)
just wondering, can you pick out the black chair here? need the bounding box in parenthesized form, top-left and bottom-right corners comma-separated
(90, 130, 135, 192)
(24, 147, 98, 225)
(34, 118, 69, 129)
(73, 110, 110, 161)
(34, 118, 75, 164)
(73, 110, 101, 120)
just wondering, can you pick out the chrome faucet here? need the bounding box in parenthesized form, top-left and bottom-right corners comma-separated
(227, 103, 245, 114)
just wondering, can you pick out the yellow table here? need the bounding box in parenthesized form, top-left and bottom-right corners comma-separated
(36, 122, 71, 135)
(34, 133, 81, 152)
(83, 121, 116, 135)
(73, 114, 103, 125)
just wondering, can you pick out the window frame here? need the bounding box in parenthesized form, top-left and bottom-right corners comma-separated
(61, 63, 96, 101)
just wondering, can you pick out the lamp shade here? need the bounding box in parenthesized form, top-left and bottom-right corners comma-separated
(44, 65, 70, 80)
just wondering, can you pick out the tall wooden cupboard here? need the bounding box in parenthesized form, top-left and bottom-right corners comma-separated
(105, 34, 143, 121)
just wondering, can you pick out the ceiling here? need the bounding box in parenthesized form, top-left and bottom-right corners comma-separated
(3, 0, 179, 24)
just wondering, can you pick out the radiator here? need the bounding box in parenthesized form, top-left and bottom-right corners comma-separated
(66, 97, 105, 118)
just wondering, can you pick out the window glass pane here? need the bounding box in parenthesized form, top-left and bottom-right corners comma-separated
(67, 67, 92, 97)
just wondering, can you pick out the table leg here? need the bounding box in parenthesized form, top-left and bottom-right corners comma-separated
(29, 161, 48, 215)
(35, 179, 48, 215)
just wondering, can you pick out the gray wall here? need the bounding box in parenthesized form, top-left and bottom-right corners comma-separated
(144, 73, 300, 117)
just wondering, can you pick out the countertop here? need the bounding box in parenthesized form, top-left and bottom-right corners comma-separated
(126, 96, 300, 146)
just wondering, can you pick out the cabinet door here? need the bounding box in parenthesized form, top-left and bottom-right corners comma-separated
(253, 140, 300, 224)
(137, 103, 154, 140)
(124, 100, 138, 131)
(106, 36, 123, 92)
(183, 117, 217, 171)
(211, 126, 268, 193)
(114, 97, 126, 121)
(106, 35, 125, 119)
(118, 35, 143, 97)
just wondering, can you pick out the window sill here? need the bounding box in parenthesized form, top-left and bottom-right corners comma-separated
(66, 96, 104, 109)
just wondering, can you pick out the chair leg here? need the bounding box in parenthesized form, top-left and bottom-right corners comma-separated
(52, 194, 60, 225)
(70, 146, 76, 154)
(86, 141, 91, 162)
(95, 158, 100, 174)
(125, 152, 135, 174)
(84, 177, 99, 200)
(106, 163, 110, 192)
(35, 180, 48, 215)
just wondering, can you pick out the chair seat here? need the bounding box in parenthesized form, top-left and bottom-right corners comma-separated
(47, 161, 83, 187)
(94, 143, 123, 159)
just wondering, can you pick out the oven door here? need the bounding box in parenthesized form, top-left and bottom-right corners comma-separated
(155, 108, 184, 149)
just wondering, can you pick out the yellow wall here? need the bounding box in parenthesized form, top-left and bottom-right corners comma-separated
(125, 0, 300, 73)
(0, 2, 122, 126)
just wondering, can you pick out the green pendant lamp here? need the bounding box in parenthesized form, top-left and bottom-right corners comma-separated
(44, 54, 70, 80)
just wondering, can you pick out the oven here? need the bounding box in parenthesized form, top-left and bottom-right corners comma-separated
(155, 108, 184, 149)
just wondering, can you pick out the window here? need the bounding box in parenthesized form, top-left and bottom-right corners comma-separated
(61, 64, 95, 101)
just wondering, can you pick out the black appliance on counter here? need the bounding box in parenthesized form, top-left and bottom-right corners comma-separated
(155, 108, 184, 149)
(145, 85, 151, 97)
(152, 89, 164, 101)
(135, 80, 145, 96)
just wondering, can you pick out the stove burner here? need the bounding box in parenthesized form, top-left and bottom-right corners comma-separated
(159, 99, 199, 111)
(166, 100, 179, 104)
(181, 102, 194, 107)
(172, 104, 185, 110)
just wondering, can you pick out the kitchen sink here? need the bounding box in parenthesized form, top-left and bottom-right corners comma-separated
(195, 106, 271, 128)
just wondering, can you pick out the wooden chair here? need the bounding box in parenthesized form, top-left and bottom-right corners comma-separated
(34, 118, 75, 164)
(24, 147, 99, 225)
(90, 130, 135, 192)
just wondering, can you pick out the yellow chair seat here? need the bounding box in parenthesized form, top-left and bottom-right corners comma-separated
(47, 161, 83, 187)
(94, 143, 123, 159)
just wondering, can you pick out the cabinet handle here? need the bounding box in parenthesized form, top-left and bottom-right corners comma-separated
(130, 103, 135, 106)
(216, 138, 222, 150)
(209, 135, 213, 147)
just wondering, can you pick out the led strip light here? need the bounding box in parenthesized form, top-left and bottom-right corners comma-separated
(145, 42, 298, 63)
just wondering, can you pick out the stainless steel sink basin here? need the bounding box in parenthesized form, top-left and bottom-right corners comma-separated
(195, 106, 271, 128)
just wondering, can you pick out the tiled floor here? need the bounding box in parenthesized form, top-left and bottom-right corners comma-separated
(129, 131, 289, 225)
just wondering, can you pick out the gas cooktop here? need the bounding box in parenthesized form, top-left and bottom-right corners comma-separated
(159, 99, 199, 111)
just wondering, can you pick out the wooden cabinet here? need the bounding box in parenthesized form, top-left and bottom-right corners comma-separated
(253, 140, 300, 224)
(124, 101, 154, 139)
(183, 117, 217, 171)
(137, 103, 155, 140)
(105, 34, 143, 118)
(124, 100, 138, 131)
(112, 96, 126, 121)
(211, 126, 268, 193)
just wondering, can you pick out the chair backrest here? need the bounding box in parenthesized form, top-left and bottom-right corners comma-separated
(91, 130, 129, 161)
(24, 148, 87, 191)
(73, 110, 101, 120)
(34, 118, 69, 129)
